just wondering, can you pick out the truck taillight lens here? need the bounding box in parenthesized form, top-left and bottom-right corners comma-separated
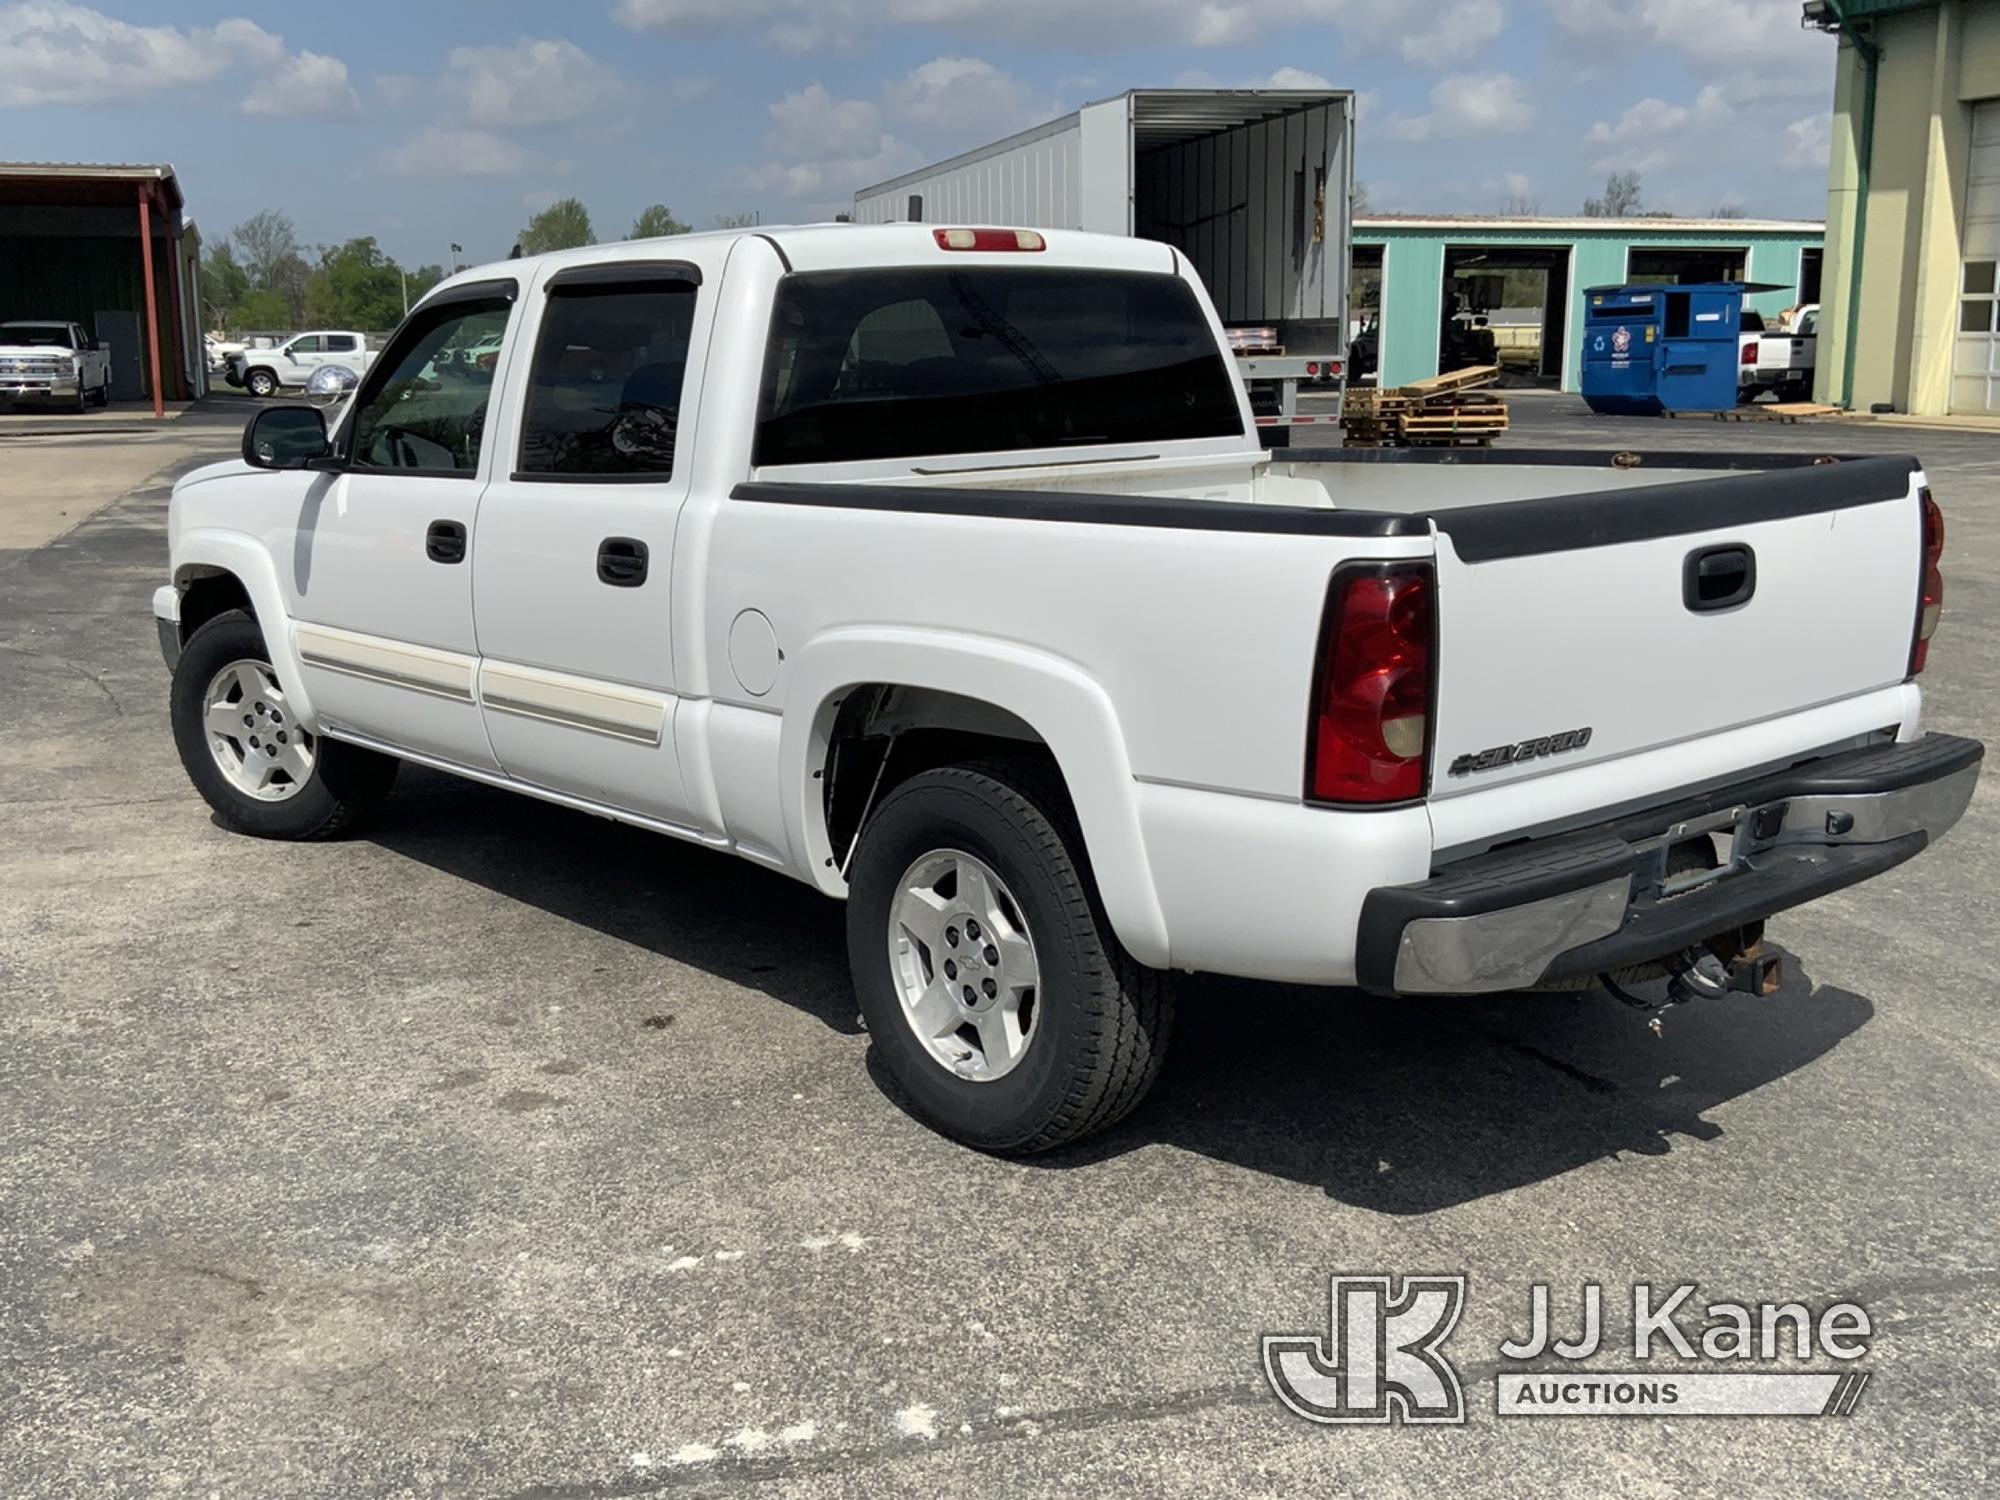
(1740, 340, 1758, 366)
(933, 228, 1045, 252)
(1306, 563, 1434, 805)
(1911, 488, 1945, 676)
(1306, 361, 1319, 376)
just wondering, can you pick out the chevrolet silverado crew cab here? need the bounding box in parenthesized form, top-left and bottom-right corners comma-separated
(153, 225, 1980, 1153)
(0, 320, 112, 410)
(227, 331, 376, 398)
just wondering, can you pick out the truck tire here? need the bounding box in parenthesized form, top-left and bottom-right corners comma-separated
(245, 368, 279, 399)
(845, 761, 1174, 1153)
(92, 372, 109, 407)
(170, 609, 398, 840)
(74, 379, 88, 414)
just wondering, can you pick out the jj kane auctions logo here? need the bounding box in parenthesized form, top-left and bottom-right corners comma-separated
(1263, 1276, 1873, 1423)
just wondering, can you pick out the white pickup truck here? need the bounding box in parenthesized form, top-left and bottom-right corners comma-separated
(1739, 303, 1819, 404)
(0, 320, 113, 411)
(153, 225, 1979, 1152)
(226, 331, 376, 398)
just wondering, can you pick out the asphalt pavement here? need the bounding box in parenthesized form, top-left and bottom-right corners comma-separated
(1, 394, 1994, 1496)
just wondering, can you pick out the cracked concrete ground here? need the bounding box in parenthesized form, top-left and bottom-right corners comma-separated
(0, 398, 1995, 1497)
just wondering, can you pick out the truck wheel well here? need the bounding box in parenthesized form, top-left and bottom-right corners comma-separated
(178, 569, 253, 640)
(822, 685, 1065, 862)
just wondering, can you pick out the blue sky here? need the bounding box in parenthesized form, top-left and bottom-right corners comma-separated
(1, 1, 1839, 270)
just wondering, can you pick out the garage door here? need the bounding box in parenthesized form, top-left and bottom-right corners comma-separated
(1954, 100, 2000, 412)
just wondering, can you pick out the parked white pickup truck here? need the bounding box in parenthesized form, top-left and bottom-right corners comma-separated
(226, 331, 376, 398)
(0, 320, 112, 411)
(153, 226, 1979, 1152)
(1739, 303, 1818, 404)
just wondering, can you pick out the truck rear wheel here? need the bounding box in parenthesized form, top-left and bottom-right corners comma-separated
(844, 762, 1174, 1153)
(170, 609, 398, 840)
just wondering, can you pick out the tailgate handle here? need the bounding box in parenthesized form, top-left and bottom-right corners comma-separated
(1684, 544, 1756, 613)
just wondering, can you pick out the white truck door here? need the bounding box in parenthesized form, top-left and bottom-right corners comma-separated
(468, 256, 716, 827)
(280, 335, 322, 380)
(285, 281, 520, 770)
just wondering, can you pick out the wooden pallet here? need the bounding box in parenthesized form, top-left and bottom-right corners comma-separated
(1667, 403, 1836, 424)
(1342, 365, 1507, 447)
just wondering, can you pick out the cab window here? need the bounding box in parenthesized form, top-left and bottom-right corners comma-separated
(346, 294, 513, 476)
(287, 336, 323, 356)
(517, 278, 696, 478)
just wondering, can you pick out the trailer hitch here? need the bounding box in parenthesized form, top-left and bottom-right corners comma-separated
(1598, 932, 1784, 1035)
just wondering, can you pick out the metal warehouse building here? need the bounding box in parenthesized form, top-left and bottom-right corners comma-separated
(0, 162, 205, 414)
(1353, 215, 1824, 393)
(1811, 0, 2000, 415)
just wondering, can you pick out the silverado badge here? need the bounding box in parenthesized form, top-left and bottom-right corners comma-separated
(1449, 727, 1594, 778)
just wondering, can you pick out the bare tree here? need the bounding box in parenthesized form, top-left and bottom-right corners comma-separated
(1352, 180, 1373, 214)
(714, 211, 759, 229)
(1710, 202, 1748, 220)
(1582, 170, 1643, 218)
(1499, 191, 1542, 216)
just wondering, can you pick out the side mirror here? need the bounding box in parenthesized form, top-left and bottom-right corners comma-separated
(243, 404, 331, 469)
(306, 363, 360, 406)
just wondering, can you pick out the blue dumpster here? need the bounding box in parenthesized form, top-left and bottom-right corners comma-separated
(1581, 282, 1781, 415)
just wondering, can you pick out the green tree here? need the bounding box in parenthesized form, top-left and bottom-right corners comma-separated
(518, 197, 595, 255)
(714, 211, 758, 229)
(201, 242, 250, 329)
(406, 263, 446, 303)
(303, 237, 407, 330)
(233, 288, 293, 331)
(630, 203, 691, 239)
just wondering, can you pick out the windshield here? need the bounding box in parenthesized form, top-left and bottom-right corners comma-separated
(754, 267, 1243, 467)
(0, 324, 75, 348)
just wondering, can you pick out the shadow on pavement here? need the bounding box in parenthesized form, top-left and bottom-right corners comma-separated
(368, 766, 1874, 1212)
(1040, 962, 1872, 1212)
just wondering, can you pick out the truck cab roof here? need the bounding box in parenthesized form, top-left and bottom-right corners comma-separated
(426, 223, 1181, 305)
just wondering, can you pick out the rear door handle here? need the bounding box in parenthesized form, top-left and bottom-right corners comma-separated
(426, 519, 467, 565)
(1683, 543, 1756, 612)
(597, 536, 649, 587)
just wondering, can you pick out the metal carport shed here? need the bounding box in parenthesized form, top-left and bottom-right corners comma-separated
(0, 162, 205, 416)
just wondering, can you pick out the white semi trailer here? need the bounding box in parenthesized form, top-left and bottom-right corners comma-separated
(852, 89, 1353, 446)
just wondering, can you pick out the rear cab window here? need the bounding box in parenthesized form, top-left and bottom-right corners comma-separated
(753, 267, 1243, 467)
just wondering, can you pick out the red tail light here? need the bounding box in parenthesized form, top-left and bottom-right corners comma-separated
(933, 228, 1046, 252)
(1910, 487, 1945, 675)
(1740, 340, 1758, 366)
(1306, 563, 1435, 804)
(1306, 361, 1320, 376)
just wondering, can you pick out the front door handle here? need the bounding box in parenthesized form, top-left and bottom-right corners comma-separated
(597, 536, 649, 587)
(426, 520, 467, 565)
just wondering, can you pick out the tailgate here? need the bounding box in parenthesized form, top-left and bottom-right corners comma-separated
(1428, 457, 1923, 798)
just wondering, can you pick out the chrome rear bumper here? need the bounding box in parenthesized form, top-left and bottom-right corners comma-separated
(1359, 733, 1983, 995)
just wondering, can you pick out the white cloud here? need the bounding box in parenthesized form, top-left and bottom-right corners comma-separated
(1780, 113, 1832, 172)
(441, 37, 625, 128)
(884, 56, 1042, 140)
(1315, 0, 1504, 65)
(1546, 0, 1831, 74)
(746, 56, 1052, 210)
(1267, 67, 1333, 90)
(0, 2, 350, 108)
(379, 127, 530, 179)
(1586, 96, 1691, 146)
(1386, 72, 1536, 140)
(764, 83, 887, 163)
(241, 51, 360, 119)
(376, 73, 417, 106)
(617, 0, 1503, 58)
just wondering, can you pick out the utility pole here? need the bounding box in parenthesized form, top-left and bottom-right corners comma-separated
(449, 242, 463, 274)
(400, 267, 409, 316)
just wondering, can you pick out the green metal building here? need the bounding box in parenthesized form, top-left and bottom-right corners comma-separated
(1352, 214, 1826, 392)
